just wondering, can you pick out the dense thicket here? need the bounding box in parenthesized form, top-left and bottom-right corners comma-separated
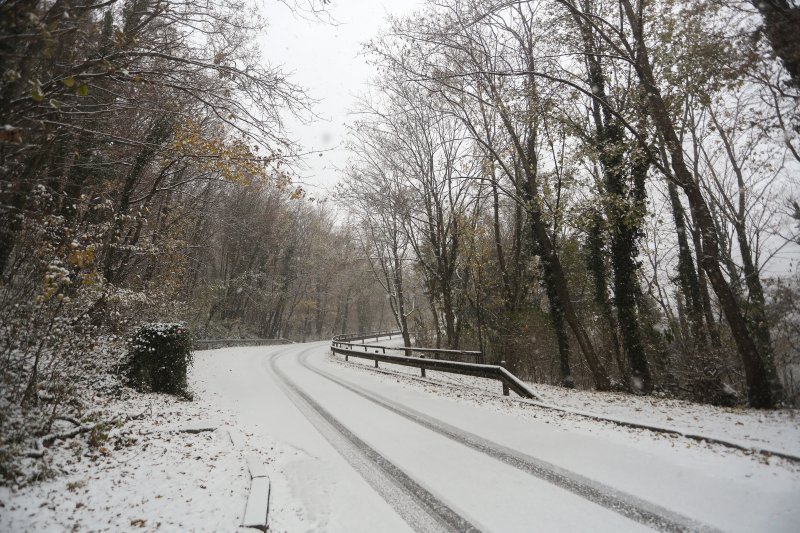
(341, 0, 800, 407)
(0, 0, 388, 479)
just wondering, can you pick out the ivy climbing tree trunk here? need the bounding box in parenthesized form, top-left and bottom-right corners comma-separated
(573, 7, 651, 391)
(619, 0, 783, 407)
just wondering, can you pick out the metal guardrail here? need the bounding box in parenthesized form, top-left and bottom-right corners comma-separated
(331, 339, 483, 364)
(332, 330, 403, 343)
(193, 338, 293, 350)
(330, 331, 538, 400)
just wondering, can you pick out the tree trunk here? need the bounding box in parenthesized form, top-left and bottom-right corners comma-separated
(666, 181, 709, 352)
(103, 117, 171, 283)
(491, 168, 514, 306)
(571, 14, 648, 390)
(340, 288, 351, 335)
(529, 208, 609, 389)
(689, 215, 722, 348)
(621, 0, 782, 407)
(586, 211, 627, 380)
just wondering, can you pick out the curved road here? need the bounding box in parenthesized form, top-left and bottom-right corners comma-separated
(192, 341, 800, 532)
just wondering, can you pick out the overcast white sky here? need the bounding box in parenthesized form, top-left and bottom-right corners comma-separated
(258, 0, 423, 196)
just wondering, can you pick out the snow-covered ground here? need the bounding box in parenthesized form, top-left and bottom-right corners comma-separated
(322, 348, 800, 531)
(0, 388, 254, 532)
(338, 344, 800, 458)
(3, 340, 799, 532)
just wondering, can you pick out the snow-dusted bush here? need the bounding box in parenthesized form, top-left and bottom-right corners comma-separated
(125, 324, 192, 397)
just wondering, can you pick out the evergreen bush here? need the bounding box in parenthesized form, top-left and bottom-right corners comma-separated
(125, 323, 192, 397)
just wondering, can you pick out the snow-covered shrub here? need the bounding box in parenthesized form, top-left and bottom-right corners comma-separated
(125, 323, 192, 397)
(0, 183, 188, 483)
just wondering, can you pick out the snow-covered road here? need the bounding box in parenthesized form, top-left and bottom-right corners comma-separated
(192, 342, 800, 532)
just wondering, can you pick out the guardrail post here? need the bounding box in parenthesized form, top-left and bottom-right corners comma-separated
(420, 356, 426, 378)
(374, 359, 379, 368)
(500, 360, 510, 396)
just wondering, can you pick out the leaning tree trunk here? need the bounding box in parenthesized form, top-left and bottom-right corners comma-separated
(666, 180, 709, 352)
(528, 207, 610, 390)
(622, 0, 783, 407)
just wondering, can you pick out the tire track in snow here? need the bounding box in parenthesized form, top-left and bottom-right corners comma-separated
(267, 346, 482, 533)
(301, 351, 721, 533)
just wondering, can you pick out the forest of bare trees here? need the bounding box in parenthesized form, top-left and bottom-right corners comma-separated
(340, 0, 800, 408)
(0, 0, 391, 474)
(2, 1, 800, 476)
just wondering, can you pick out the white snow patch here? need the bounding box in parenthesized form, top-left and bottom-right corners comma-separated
(0, 390, 252, 532)
(337, 343, 800, 458)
